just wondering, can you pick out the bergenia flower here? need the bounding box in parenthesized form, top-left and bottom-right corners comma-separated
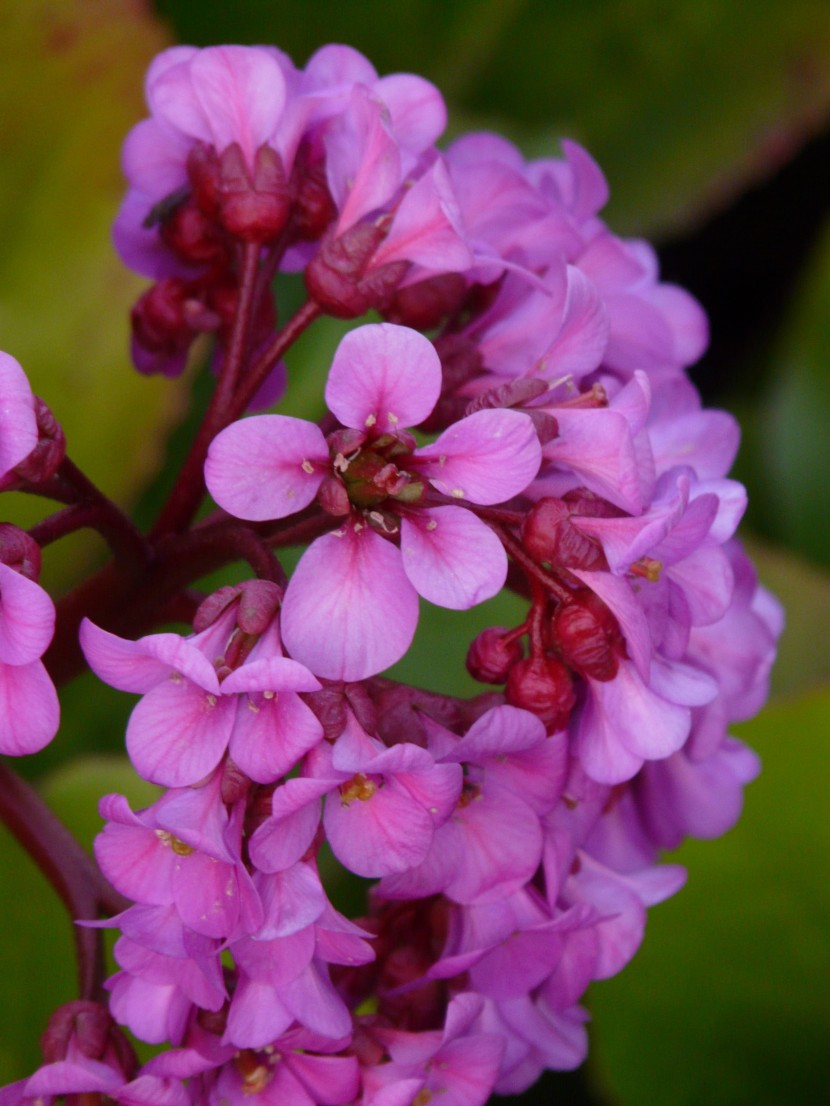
(206, 322, 541, 679)
(0, 351, 38, 479)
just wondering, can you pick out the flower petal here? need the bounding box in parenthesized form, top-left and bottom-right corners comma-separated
(416, 409, 541, 505)
(324, 323, 441, 433)
(400, 508, 506, 609)
(281, 526, 419, 681)
(205, 415, 327, 521)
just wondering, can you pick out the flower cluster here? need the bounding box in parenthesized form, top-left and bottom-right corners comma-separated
(0, 39, 781, 1106)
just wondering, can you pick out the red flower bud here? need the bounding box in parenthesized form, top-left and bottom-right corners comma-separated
(522, 497, 607, 571)
(12, 397, 66, 486)
(0, 523, 41, 580)
(466, 626, 522, 684)
(505, 655, 576, 732)
(305, 223, 409, 318)
(384, 273, 467, 330)
(551, 591, 621, 682)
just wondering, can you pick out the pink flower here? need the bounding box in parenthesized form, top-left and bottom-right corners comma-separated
(0, 351, 38, 479)
(206, 323, 541, 679)
(0, 561, 59, 756)
(80, 591, 322, 787)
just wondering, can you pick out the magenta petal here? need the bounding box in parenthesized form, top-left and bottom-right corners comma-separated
(0, 564, 54, 664)
(25, 1059, 124, 1097)
(80, 620, 176, 693)
(0, 351, 37, 476)
(248, 778, 330, 872)
(400, 508, 506, 609)
(0, 659, 60, 756)
(221, 656, 321, 695)
(281, 527, 419, 681)
(205, 415, 327, 521)
(324, 324, 441, 433)
(417, 409, 541, 505)
(229, 691, 324, 783)
(126, 680, 236, 786)
(324, 781, 434, 877)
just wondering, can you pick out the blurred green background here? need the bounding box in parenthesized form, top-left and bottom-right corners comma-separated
(0, 1, 828, 1101)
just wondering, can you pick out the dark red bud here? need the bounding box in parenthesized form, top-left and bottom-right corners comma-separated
(159, 198, 227, 266)
(305, 223, 408, 318)
(505, 655, 576, 732)
(290, 141, 336, 242)
(193, 585, 243, 633)
(434, 333, 482, 392)
(131, 277, 197, 354)
(12, 397, 66, 485)
(303, 684, 348, 741)
(217, 143, 290, 243)
(384, 273, 467, 330)
(236, 579, 282, 634)
(41, 1001, 111, 1063)
(221, 758, 252, 805)
(522, 497, 608, 572)
(551, 593, 620, 682)
(466, 626, 522, 684)
(0, 523, 42, 579)
(187, 143, 222, 219)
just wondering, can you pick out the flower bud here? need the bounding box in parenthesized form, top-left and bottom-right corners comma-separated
(384, 273, 467, 330)
(305, 223, 409, 318)
(505, 655, 576, 732)
(522, 497, 607, 571)
(466, 626, 522, 684)
(218, 143, 290, 244)
(290, 141, 336, 243)
(551, 591, 621, 682)
(159, 197, 228, 266)
(0, 523, 42, 580)
(12, 397, 66, 485)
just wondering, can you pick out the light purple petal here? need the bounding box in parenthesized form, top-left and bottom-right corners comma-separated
(80, 620, 219, 694)
(0, 350, 37, 476)
(205, 415, 328, 521)
(248, 778, 331, 872)
(416, 409, 541, 505)
(325, 323, 441, 433)
(281, 527, 419, 681)
(324, 781, 435, 877)
(0, 659, 60, 756)
(0, 565, 54, 665)
(400, 507, 506, 609)
(126, 680, 236, 786)
(229, 690, 324, 783)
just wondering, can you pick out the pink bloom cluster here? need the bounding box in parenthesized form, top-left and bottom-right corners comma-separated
(0, 353, 60, 757)
(3, 39, 782, 1106)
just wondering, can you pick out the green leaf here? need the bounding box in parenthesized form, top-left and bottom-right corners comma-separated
(0, 0, 184, 593)
(0, 819, 77, 1083)
(155, 0, 830, 234)
(588, 687, 830, 1105)
(753, 218, 830, 568)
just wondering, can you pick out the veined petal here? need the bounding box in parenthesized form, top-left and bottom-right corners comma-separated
(400, 508, 506, 609)
(325, 323, 441, 433)
(229, 691, 324, 783)
(80, 621, 220, 695)
(0, 564, 54, 665)
(0, 659, 60, 756)
(281, 527, 419, 681)
(416, 409, 541, 505)
(0, 351, 37, 476)
(126, 680, 236, 786)
(205, 415, 328, 521)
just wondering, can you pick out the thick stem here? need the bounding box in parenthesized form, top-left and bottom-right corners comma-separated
(236, 299, 321, 413)
(150, 242, 263, 540)
(0, 763, 128, 1001)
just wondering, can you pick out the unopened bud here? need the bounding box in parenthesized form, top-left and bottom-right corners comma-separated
(551, 592, 620, 682)
(505, 655, 575, 732)
(466, 626, 522, 684)
(236, 579, 282, 634)
(522, 497, 607, 571)
(193, 585, 243, 633)
(0, 523, 42, 580)
(318, 475, 351, 517)
(160, 197, 227, 266)
(218, 143, 290, 244)
(290, 141, 336, 242)
(385, 273, 467, 330)
(305, 223, 408, 318)
(12, 397, 66, 485)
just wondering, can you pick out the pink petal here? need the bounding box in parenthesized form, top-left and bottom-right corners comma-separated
(543, 407, 642, 514)
(400, 507, 506, 609)
(126, 680, 236, 786)
(0, 564, 54, 665)
(0, 351, 37, 476)
(324, 780, 435, 877)
(281, 527, 419, 681)
(0, 659, 59, 755)
(205, 415, 327, 521)
(416, 409, 541, 505)
(325, 323, 441, 433)
(229, 690, 324, 783)
(327, 87, 401, 233)
(375, 73, 446, 154)
(248, 778, 330, 872)
(80, 620, 219, 694)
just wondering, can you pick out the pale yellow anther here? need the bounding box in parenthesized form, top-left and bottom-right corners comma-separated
(426, 520, 438, 531)
(450, 488, 465, 498)
(301, 459, 314, 474)
(365, 413, 377, 427)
